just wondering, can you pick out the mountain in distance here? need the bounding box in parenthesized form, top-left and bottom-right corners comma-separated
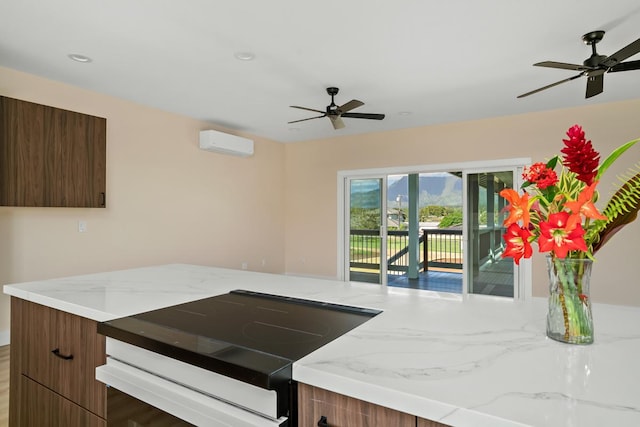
(388, 174, 462, 207)
(351, 174, 466, 209)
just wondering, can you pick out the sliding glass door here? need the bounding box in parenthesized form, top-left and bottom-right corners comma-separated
(339, 159, 529, 299)
(347, 177, 386, 284)
(464, 170, 516, 297)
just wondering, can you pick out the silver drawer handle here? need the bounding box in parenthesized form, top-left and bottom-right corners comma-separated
(51, 348, 74, 360)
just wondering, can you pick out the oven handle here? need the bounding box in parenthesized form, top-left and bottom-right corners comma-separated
(96, 359, 288, 427)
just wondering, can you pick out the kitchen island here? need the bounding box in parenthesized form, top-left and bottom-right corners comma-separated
(4, 263, 640, 426)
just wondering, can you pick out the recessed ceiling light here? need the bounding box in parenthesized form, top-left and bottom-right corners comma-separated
(68, 53, 92, 63)
(398, 111, 412, 116)
(234, 51, 255, 61)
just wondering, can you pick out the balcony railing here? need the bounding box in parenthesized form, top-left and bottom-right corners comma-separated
(422, 228, 462, 271)
(350, 228, 463, 275)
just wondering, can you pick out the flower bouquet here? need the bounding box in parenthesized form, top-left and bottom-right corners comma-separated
(500, 125, 639, 344)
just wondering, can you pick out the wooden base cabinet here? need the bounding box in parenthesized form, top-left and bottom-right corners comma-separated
(9, 297, 106, 426)
(418, 417, 451, 427)
(20, 375, 105, 427)
(299, 383, 450, 427)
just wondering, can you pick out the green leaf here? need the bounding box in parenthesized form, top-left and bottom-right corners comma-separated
(542, 186, 557, 203)
(596, 138, 640, 181)
(546, 155, 560, 170)
(592, 171, 640, 254)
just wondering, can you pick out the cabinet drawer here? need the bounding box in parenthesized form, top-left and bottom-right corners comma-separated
(298, 383, 415, 427)
(21, 300, 106, 417)
(20, 375, 106, 427)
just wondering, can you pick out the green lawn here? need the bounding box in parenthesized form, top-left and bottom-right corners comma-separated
(350, 234, 462, 259)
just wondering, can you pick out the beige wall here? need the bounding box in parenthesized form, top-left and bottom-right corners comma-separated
(284, 100, 640, 306)
(0, 67, 286, 337)
(1, 66, 639, 341)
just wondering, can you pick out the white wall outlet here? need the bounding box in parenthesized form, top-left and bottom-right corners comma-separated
(78, 220, 87, 233)
(241, 262, 248, 270)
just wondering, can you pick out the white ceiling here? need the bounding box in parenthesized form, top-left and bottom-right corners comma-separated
(1, 0, 639, 143)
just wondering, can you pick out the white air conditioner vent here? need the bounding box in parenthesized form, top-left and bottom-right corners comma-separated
(199, 130, 254, 157)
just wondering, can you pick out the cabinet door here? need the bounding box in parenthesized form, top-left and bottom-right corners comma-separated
(9, 298, 25, 426)
(49, 104, 106, 207)
(417, 417, 451, 427)
(0, 95, 48, 206)
(298, 383, 414, 427)
(20, 375, 106, 427)
(0, 96, 106, 207)
(21, 299, 106, 417)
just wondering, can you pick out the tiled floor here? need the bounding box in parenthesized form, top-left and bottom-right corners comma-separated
(353, 258, 514, 297)
(388, 270, 463, 293)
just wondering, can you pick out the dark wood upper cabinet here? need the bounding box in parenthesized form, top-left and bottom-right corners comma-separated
(0, 96, 106, 207)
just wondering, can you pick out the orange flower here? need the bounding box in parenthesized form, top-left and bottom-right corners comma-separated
(499, 188, 530, 228)
(564, 181, 607, 221)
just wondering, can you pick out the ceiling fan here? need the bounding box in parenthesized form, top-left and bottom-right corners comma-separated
(518, 30, 640, 99)
(288, 87, 385, 130)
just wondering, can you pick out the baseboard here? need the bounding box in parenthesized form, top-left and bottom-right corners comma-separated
(0, 329, 9, 346)
(284, 272, 338, 281)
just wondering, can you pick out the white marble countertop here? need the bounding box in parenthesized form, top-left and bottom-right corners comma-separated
(4, 264, 640, 426)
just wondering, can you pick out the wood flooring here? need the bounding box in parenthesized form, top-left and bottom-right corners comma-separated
(0, 345, 9, 427)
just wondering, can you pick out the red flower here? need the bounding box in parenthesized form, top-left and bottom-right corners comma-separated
(538, 212, 588, 258)
(499, 189, 531, 228)
(502, 223, 533, 265)
(523, 162, 558, 189)
(564, 181, 608, 221)
(561, 125, 600, 185)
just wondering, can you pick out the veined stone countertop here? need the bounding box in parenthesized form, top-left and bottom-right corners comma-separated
(4, 264, 640, 426)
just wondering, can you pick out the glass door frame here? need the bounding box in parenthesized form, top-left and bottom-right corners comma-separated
(461, 165, 530, 299)
(342, 174, 390, 285)
(337, 158, 532, 299)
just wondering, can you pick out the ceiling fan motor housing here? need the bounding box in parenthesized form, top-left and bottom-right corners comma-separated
(288, 86, 385, 128)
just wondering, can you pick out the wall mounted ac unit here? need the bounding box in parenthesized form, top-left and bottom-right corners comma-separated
(199, 130, 254, 157)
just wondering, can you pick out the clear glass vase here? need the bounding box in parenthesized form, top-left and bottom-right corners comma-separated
(546, 256, 594, 345)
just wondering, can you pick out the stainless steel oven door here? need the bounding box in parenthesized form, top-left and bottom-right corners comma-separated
(96, 339, 288, 427)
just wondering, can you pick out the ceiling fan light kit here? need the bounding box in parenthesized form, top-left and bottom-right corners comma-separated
(518, 30, 640, 99)
(288, 87, 385, 130)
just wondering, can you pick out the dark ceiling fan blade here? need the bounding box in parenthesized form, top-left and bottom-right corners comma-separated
(608, 59, 640, 72)
(328, 115, 345, 130)
(289, 87, 386, 129)
(533, 61, 591, 71)
(517, 73, 584, 98)
(585, 74, 604, 98)
(290, 105, 325, 114)
(337, 99, 364, 114)
(601, 38, 640, 67)
(287, 114, 326, 124)
(521, 32, 640, 99)
(341, 112, 386, 120)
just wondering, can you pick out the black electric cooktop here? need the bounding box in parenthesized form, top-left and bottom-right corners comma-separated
(97, 290, 381, 391)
